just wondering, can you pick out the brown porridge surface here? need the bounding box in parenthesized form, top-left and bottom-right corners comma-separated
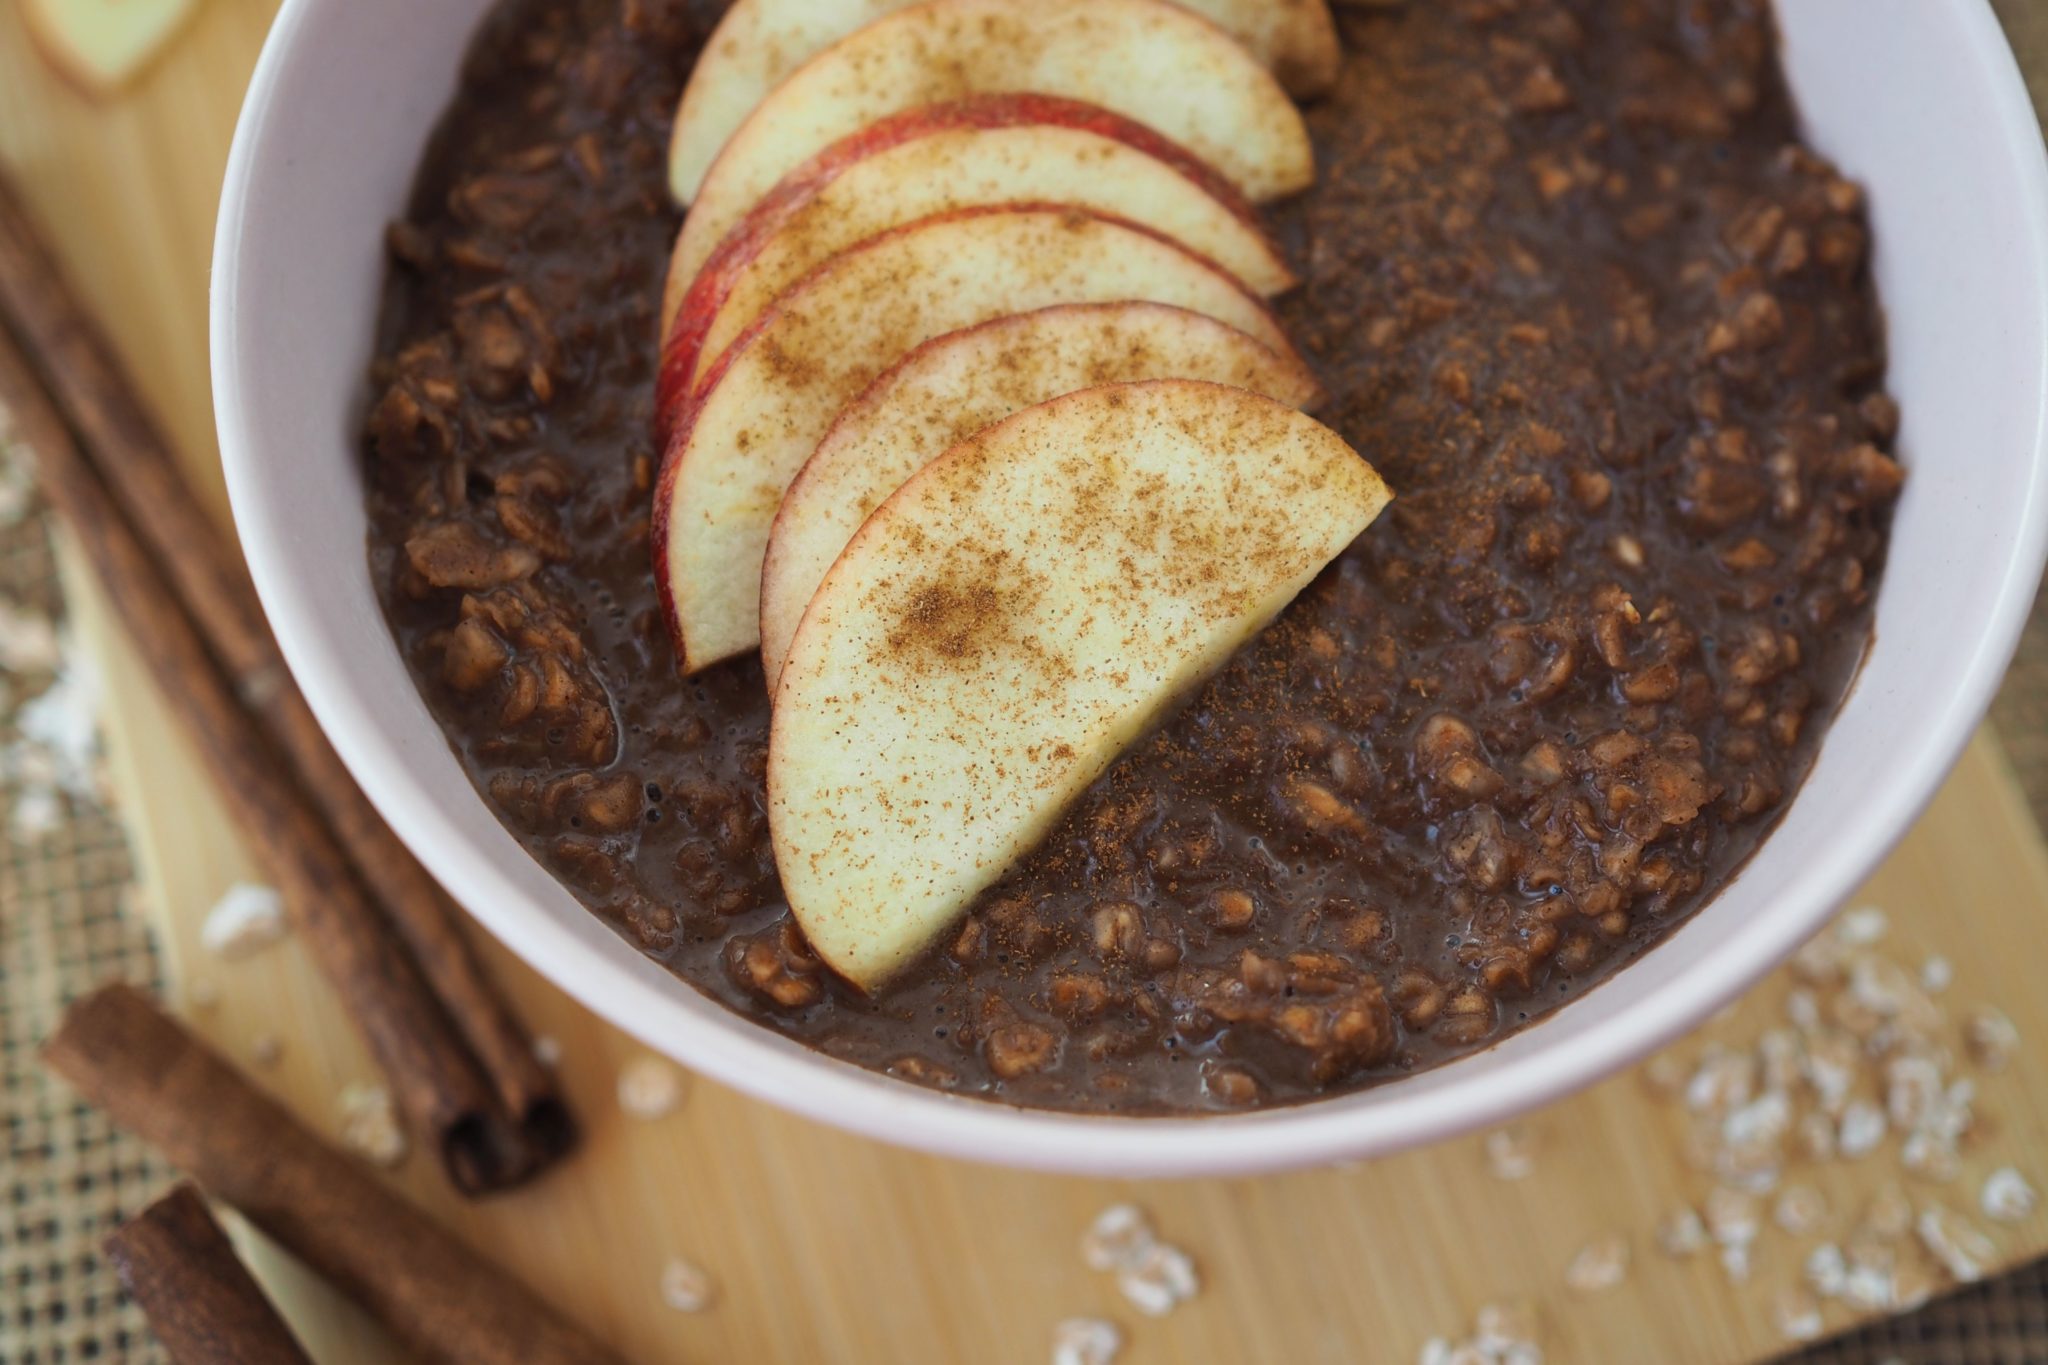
(362, 0, 1902, 1112)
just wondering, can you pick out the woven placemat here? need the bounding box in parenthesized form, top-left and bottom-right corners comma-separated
(0, 437, 171, 1365)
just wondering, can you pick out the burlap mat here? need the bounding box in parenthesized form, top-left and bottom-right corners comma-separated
(3, 4, 2047, 1359)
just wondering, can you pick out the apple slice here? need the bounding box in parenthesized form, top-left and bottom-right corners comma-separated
(768, 380, 1390, 991)
(21, 0, 198, 96)
(655, 205, 1297, 675)
(668, 0, 1314, 316)
(656, 95, 1296, 427)
(759, 302, 1327, 686)
(668, 0, 1341, 203)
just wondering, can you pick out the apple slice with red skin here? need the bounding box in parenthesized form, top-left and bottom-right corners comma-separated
(666, 0, 1341, 204)
(668, 0, 1315, 335)
(758, 301, 1327, 686)
(654, 205, 1299, 675)
(767, 380, 1390, 991)
(654, 94, 1296, 437)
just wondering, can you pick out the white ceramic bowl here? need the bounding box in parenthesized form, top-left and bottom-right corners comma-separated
(213, 0, 2048, 1177)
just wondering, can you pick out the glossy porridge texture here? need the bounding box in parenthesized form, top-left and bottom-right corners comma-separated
(363, 0, 1902, 1111)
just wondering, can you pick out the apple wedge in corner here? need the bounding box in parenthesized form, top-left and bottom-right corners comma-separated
(768, 380, 1390, 992)
(654, 206, 1297, 675)
(657, 95, 1296, 427)
(667, 0, 1341, 203)
(758, 302, 1326, 686)
(667, 0, 1314, 317)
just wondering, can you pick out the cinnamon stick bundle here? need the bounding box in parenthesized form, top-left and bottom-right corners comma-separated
(0, 179, 571, 1192)
(0, 317, 554, 1193)
(103, 1183, 314, 1365)
(47, 984, 628, 1365)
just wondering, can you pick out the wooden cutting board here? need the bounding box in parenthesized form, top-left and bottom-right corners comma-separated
(8, 4, 2048, 1362)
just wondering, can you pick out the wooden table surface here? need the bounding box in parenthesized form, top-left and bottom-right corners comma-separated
(7, 3, 2048, 1363)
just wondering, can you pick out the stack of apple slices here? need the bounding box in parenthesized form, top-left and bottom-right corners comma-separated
(652, 0, 1389, 989)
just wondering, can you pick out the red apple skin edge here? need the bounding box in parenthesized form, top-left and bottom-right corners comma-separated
(648, 200, 1306, 675)
(652, 92, 1292, 441)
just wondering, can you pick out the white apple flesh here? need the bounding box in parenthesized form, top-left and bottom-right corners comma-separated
(758, 301, 1327, 685)
(768, 380, 1391, 992)
(666, 0, 1315, 313)
(667, 0, 1340, 204)
(653, 206, 1297, 674)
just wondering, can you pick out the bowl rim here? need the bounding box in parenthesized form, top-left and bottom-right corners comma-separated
(212, 0, 2048, 1177)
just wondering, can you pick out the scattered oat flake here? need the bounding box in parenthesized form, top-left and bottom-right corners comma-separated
(1784, 987, 1822, 1032)
(1965, 1006, 2019, 1072)
(1718, 1241, 1753, 1284)
(617, 1054, 686, 1119)
(1656, 1205, 1707, 1257)
(1918, 1204, 1996, 1283)
(532, 1034, 563, 1068)
(1686, 1045, 1755, 1114)
(1802, 1033, 1858, 1114)
(1837, 1099, 1887, 1157)
(1723, 1091, 1790, 1148)
(1565, 1235, 1629, 1292)
(1705, 1187, 1760, 1244)
(1640, 1050, 1687, 1095)
(1982, 1167, 2036, 1223)
(11, 641, 103, 801)
(1836, 906, 1889, 946)
(1790, 935, 1845, 986)
(1805, 1243, 1847, 1298)
(1773, 1286, 1825, 1342)
(1921, 956, 1953, 993)
(1420, 1305, 1542, 1365)
(338, 1083, 407, 1167)
(200, 883, 289, 959)
(1884, 1053, 1943, 1128)
(1472, 1301, 1538, 1352)
(1052, 1317, 1122, 1365)
(1116, 1241, 1197, 1317)
(1901, 1128, 1962, 1184)
(659, 1256, 715, 1313)
(1840, 1263, 1894, 1311)
(1485, 1124, 1536, 1180)
(1082, 1203, 1154, 1272)
(1774, 1184, 1827, 1236)
(8, 785, 59, 838)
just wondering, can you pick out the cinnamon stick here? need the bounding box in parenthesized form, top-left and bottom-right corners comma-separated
(102, 1183, 314, 1365)
(0, 177, 570, 1183)
(46, 984, 629, 1365)
(0, 320, 541, 1193)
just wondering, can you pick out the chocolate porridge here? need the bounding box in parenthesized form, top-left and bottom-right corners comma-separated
(362, 0, 1902, 1111)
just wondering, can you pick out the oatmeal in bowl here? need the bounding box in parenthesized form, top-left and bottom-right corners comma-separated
(215, 0, 2048, 1171)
